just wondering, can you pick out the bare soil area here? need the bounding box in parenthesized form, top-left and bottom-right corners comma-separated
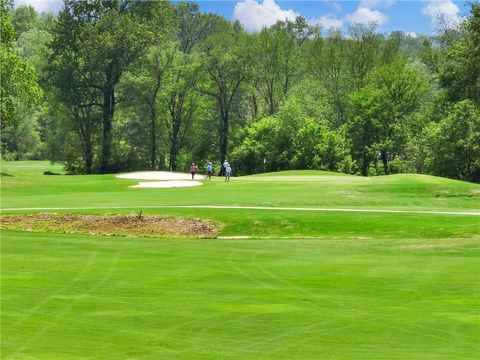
(0, 214, 219, 238)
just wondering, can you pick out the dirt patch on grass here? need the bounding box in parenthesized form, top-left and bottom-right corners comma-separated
(397, 239, 479, 250)
(0, 214, 219, 238)
(435, 190, 480, 198)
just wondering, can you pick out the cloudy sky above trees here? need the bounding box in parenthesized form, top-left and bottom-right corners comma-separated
(14, 0, 467, 35)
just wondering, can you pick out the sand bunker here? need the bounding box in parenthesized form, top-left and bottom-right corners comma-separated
(131, 181, 203, 188)
(116, 171, 205, 188)
(117, 171, 205, 181)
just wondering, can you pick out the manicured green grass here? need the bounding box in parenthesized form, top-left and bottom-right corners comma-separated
(1, 160, 64, 174)
(1, 161, 480, 359)
(244, 169, 352, 176)
(3, 231, 479, 359)
(2, 161, 479, 213)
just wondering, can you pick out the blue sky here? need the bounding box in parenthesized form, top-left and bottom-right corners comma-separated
(14, 0, 471, 35)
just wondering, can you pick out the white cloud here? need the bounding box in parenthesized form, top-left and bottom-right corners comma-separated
(422, 0, 460, 28)
(346, 6, 389, 25)
(331, 2, 343, 12)
(234, 0, 299, 32)
(360, 0, 381, 9)
(312, 14, 343, 29)
(14, 0, 62, 13)
(360, 0, 395, 9)
(406, 31, 418, 38)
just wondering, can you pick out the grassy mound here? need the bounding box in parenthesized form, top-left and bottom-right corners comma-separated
(244, 169, 353, 177)
(1, 161, 479, 213)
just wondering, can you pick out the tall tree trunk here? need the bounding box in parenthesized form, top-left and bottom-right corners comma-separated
(100, 68, 115, 173)
(85, 139, 93, 174)
(362, 154, 369, 176)
(169, 118, 181, 171)
(380, 149, 388, 175)
(150, 107, 156, 170)
(252, 93, 258, 119)
(251, 80, 259, 119)
(267, 80, 275, 115)
(169, 144, 178, 171)
(268, 94, 275, 115)
(283, 70, 290, 96)
(219, 107, 229, 174)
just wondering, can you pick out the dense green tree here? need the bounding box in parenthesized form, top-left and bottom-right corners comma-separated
(120, 45, 173, 170)
(255, 28, 282, 115)
(122, 44, 204, 172)
(426, 101, 480, 182)
(283, 16, 316, 46)
(440, 4, 480, 105)
(200, 22, 251, 167)
(2, 5, 54, 161)
(117, 3, 217, 172)
(254, 22, 300, 115)
(175, 1, 220, 54)
(231, 116, 286, 174)
(348, 60, 429, 175)
(167, 4, 221, 170)
(346, 24, 381, 90)
(164, 51, 203, 170)
(306, 30, 349, 126)
(232, 78, 347, 175)
(347, 87, 386, 176)
(273, 19, 307, 96)
(16, 27, 52, 74)
(11, 4, 37, 38)
(292, 120, 350, 172)
(0, 0, 42, 153)
(1, 0, 478, 183)
(372, 60, 429, 173)
(49, 0, 173, 172)
(47, 48, 102, 173)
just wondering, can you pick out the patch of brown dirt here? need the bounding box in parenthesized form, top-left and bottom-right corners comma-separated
(397, 239, 478, 250)
(0, 214, 219, 238)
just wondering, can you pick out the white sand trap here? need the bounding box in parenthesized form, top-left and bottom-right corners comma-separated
(116, 171, 205, 181)
(116, 171, 204, 188)
(131, 180, 203, 188)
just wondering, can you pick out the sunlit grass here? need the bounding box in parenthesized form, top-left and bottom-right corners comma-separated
(1, 161, 479, 359)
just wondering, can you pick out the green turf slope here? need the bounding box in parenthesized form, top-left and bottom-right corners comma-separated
(1, 161, 479, 213)
(2, 231, 479, 359)
(1, 161, 479, 239)
(1, 161, 480, 359)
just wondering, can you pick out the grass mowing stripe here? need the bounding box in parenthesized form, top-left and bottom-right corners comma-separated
(2, 204, 480, 216)
(10, 251, 121, 359)
(9, 251, 99, 330)
(3, 230, 479, 359)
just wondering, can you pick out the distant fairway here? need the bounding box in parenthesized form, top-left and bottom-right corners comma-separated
(2, 161, 480, 359)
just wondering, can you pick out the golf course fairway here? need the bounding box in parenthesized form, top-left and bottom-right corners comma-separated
(1, 161, 479, 359)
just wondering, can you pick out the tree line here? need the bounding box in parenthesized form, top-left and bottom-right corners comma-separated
(1, 0, 479, 182)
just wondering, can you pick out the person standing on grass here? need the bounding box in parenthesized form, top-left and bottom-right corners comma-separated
(225, 164, 232, 182)
(206, 162, 213, 181)
(190, 163, 198, 180)
(222, 159, 229, 176)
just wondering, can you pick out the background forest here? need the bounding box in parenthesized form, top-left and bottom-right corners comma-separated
(1, 0, 479, 182)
